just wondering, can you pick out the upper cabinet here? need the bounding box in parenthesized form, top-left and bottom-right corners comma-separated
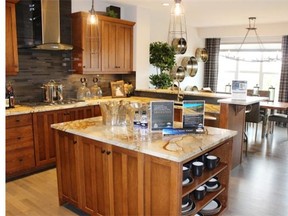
(6, 0, 19, 76)
(71, 12, 101, 74)
(101, 18, 134, 73)
(71, 12, 135, 74)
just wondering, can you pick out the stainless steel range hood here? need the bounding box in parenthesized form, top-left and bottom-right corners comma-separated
(34, 0, 73, 50)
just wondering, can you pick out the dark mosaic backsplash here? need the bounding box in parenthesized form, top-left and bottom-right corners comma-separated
(6, 49, 135, 103)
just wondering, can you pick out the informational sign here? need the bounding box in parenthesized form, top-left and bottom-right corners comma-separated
(150, 101, 174, 131)
(182, 100, 205, 129)
(231, 80, 247, 100)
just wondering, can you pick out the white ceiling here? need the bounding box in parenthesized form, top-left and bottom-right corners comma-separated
(103, 0, 288, 28)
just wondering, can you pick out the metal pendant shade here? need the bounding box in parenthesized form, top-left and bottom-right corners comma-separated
(168, 0, 187, 54)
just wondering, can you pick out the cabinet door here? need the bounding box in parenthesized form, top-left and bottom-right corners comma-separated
(34, 107, 95, 167)
(78, 137, 111, 216)
(144, 156, 182, 215)
(33, 111, 58, 166)
(72, 12, 101, 74)
(101, 21, 134, 72)
(6, 0, 19, 75)
(55, 131, 80, 206)
(110, 146, 144, 215)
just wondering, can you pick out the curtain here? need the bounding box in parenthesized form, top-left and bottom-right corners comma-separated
(278, 35, 288, 102)
(203, 38, 221, 92)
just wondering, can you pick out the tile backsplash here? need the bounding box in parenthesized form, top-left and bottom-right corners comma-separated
(6, 49, 135, 103)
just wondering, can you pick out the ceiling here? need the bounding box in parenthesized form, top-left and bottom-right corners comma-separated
(103, 0, 288, 28)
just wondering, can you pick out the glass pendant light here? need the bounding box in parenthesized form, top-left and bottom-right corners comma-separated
(88, 0, 98, 25)
(168, 0, 187, 54)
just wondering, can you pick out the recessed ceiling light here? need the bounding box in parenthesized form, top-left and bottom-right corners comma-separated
(162, 3, 169, 6)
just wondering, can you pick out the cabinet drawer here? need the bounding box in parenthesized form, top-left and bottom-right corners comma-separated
(6, 147, 35, 174)
(6, 114, 32, 128)
(6, 125, 33, 148)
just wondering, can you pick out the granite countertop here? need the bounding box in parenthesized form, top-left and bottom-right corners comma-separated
(6, 96, 220, 116)
(51, 117, 237, 163)
(5, 96, 165, 116)
(136, 88, 232, 98)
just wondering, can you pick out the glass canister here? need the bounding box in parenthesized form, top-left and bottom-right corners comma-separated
(77, 78, 91, 100)
(90, 77, 102, 99)
(253, 84, 260, 96)
(268, 86, 275, 102)
(225, 83, 231, 93)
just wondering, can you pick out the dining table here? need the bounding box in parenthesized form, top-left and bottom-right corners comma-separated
(260, 101, 288, 136)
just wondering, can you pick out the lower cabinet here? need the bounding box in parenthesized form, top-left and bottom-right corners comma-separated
(6, 114, 35, 178)
(33, 106, 95, 167)
(55, 130, 232, 215)
(55, 134, 144, 215)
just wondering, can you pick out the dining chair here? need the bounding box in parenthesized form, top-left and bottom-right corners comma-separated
(245, 103, 266, 138)
(267, 110, 288, 135)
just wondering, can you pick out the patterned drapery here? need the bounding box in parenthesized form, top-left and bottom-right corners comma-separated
(278, 35, 288, 102)
(204, 38, 221, 92)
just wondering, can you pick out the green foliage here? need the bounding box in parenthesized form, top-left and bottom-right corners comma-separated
(149, 72, 173, 89)
(106, 9, 118, 18)
(149, 41, 176, 73)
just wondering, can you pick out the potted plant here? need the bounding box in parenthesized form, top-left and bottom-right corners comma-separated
(149, 41, 176, 89)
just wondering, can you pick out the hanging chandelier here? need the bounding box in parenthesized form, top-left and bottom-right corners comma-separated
(168, 0, 187, 55)
(221, 17, 281, 62)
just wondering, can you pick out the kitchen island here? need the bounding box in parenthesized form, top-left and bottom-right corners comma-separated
(52, 117, 237, 215)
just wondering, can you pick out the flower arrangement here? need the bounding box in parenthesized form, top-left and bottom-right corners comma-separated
(124, 82, 134, 96)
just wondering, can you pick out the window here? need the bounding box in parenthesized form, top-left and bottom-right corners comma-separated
(217, 43, 282, 98)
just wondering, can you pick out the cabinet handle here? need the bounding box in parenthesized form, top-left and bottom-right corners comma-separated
(115, 66, 120, 69)
(101, 149, 106, 154)
(18, 158, 23, 162)
(15, 119, 20, 122)
(17, 137, 21, 140)
(106, 151, 111, 155)
(73, 140, 77, 144)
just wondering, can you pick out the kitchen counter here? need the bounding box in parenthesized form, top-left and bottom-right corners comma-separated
(6, 96, 219, 116)
(5, 97, 164, 116)
(51, 117, 237, 162)
(52, 116, 236, 215)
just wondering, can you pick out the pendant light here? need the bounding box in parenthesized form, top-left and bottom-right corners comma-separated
(87, 0, 100, 56)
(89, 0, 98, 25)
(168, 0, 187, 54)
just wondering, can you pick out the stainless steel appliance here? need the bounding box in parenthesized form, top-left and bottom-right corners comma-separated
(42, 80, 63, 103)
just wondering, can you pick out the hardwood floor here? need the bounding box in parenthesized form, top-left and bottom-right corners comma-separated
(6, 125, 288, 216)
(223, 124, 288, 216)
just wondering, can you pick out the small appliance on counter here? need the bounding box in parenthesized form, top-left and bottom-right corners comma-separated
(77, 78, 91, 100)
(42, 80, 64, 103)
(90, 77, 102, 99)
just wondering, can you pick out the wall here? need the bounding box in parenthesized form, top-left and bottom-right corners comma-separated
(7, 49, 135, 103)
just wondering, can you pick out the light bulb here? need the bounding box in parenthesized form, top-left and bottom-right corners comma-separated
(90, 14, 97, 24)
(174, 3, 182, 16)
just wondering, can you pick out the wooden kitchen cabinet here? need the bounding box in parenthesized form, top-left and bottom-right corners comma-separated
(55, 131, 80, 206)
(71, 12, 101, 74)
(33, 106, 95, 167)
(55, 135, 144, 215)
(71, 12, 135, 74)
(6, 0, 19, 76)
(6, 114, 35, 179)
(55, 129, 233, 215)
(101, 17, 135, 73)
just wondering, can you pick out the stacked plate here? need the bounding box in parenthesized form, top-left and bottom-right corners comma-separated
(181, 198, 195, 216)
(200, 199, 222, 215)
